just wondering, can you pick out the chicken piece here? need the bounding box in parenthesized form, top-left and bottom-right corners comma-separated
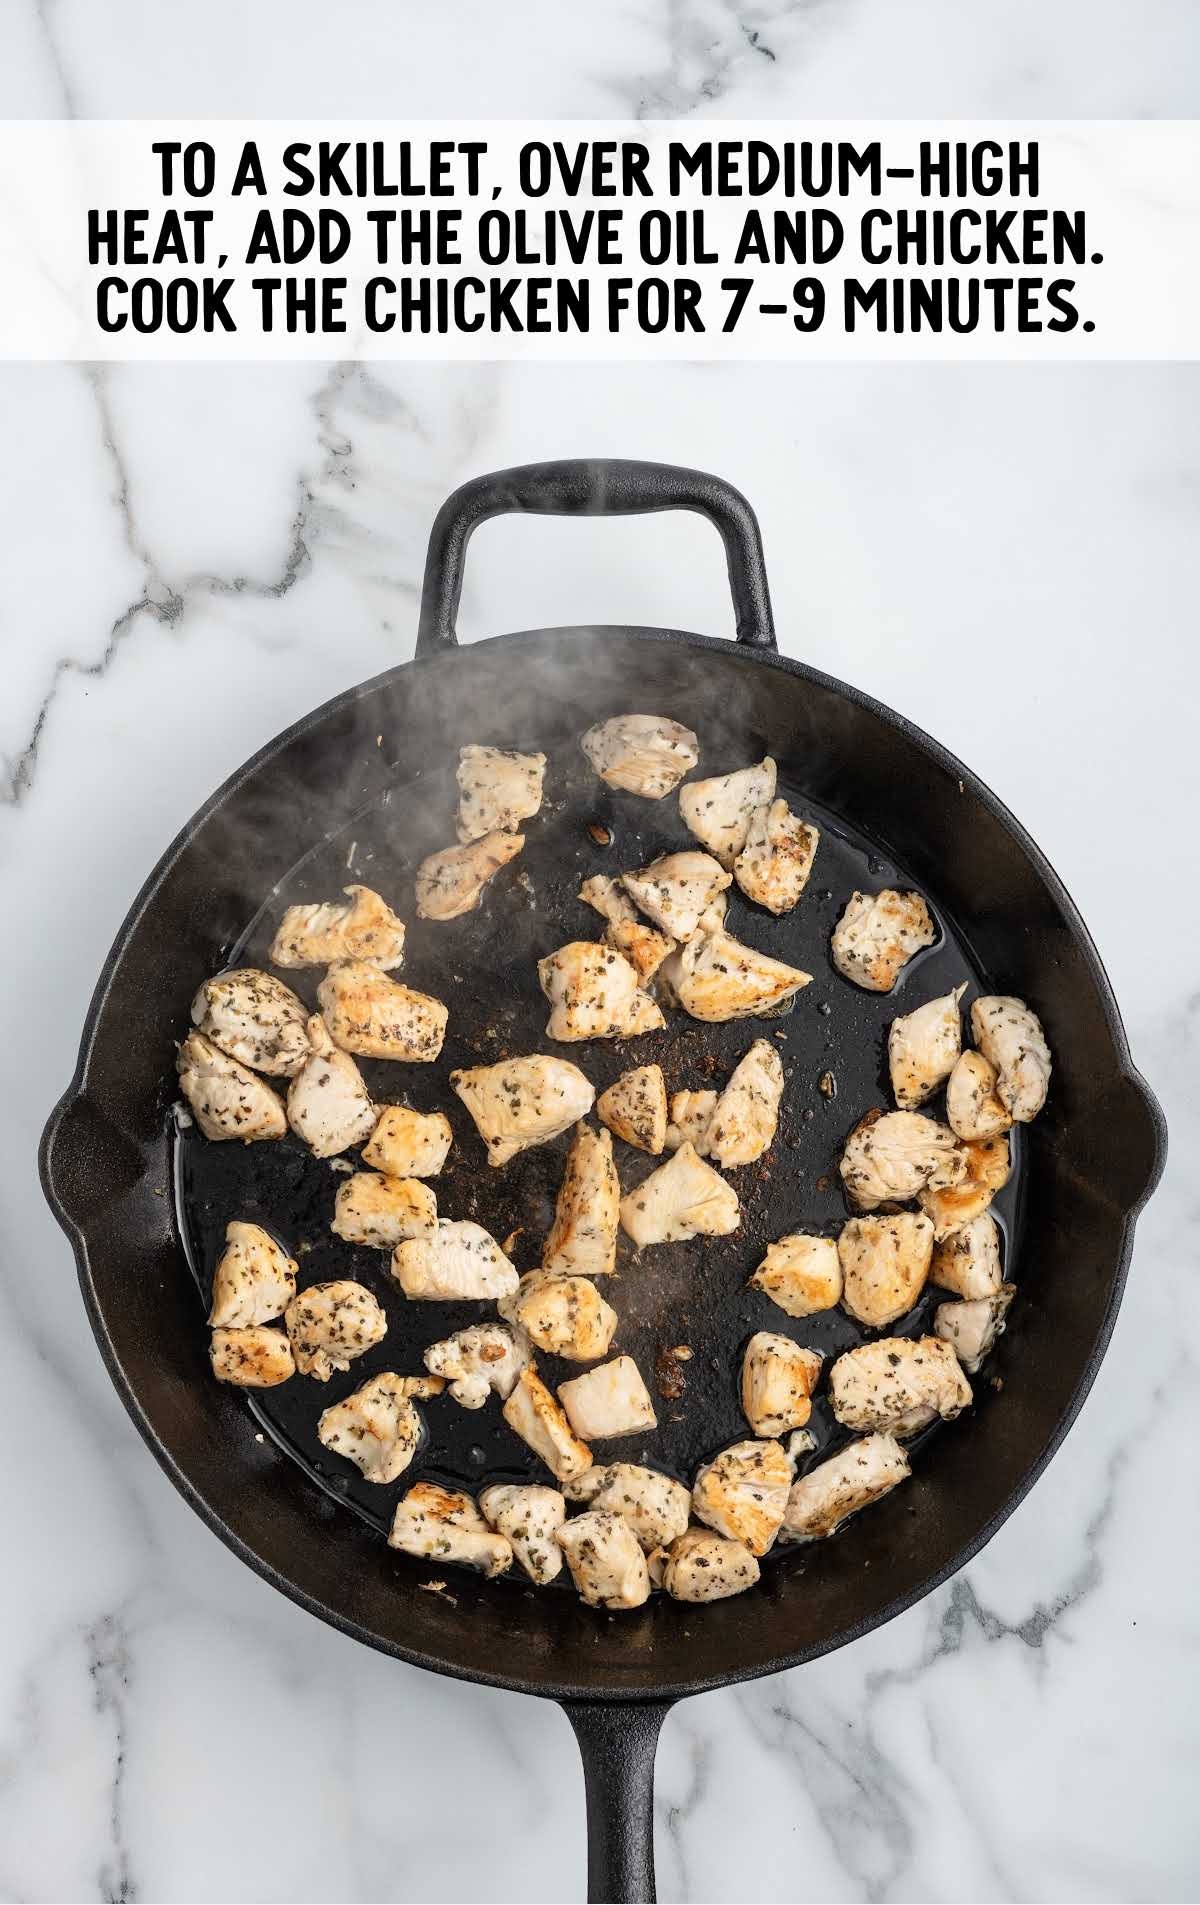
(930, 1211, 1003, 1299)
(479, 1484, 566, 1586)
(741, 1333, 823, 1437)
(838, 1211, 935, 1328)
(209, 1326, 295, 1388)
(316, 1372, 424, 1484)
(596, 1065, 668, 1155)
(580, 714, 699, 800)
(831, 889, 937, 993)
(269, 884, 407, 972)
(208, 1221, 297, 1328)
(971, 996, 1052, 1123)
(423, 1321, 530, 1408)
(499, 1272, 618, 1362)
(284, 1280, 387, 1381)
(919, 1134, 1011, 1238)
(388, 1483, 512, 1578)
(451, 1054, 595, 1167)
(558, 1357, 657, 1441)
(619, 1142, 740, 1248)
(665, 1090, 719, 1152)
(577, 877, 675, 983)
(734, 801, 820, 915)
(543, 1124, 620, 1278)
(317, 961, 447, 1063)
(331, 1172, 437, 1248)
(557, 1511, 651, 1610)
(839, 1109, 966, 1212)
(565, 1464, 691, 1552)
(286, 1015, 377, 1159)
(621, 852, 732, 942)
(415, 830, 525, 921)
(688, 1039, 785, 1169)
(781, 1433, 910, 1541)
(391, 1220, 518, 1302)
(456, 745, 546, 843)
(658, 928, 812, 1022)
(538, 942, 665, 1042)
(653, 1527, 761, 1602)
(829, 1335, 972, 1435)
(177, 1032, 288, 1143)
(888, 985, 966, 1110)
(945, 1050, 1013, 1142)
(692, 1439, 791, 1556)
(750, 1235, 842, 1318)
(697, 890, 729, 935)
(502, 1367, 593, 1482)
(189, 968, 311, 1077)
(678, 757, 777, 866)
(362, 1105, 453, 1178)
(935, 1284, 1017, 1373)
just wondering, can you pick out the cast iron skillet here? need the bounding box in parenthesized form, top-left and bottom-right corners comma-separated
(41, 461, 1165, 1903)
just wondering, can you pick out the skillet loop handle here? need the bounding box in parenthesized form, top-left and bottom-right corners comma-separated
(562, 1697, 674, 1904)
(416, 458, 776, 657)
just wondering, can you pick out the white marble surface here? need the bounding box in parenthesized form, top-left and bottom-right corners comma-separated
(2, 7, 1199, 1903)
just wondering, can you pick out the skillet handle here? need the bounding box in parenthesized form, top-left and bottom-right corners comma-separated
(416, 459, 776, 656)
(561, 1697, 675, 1903)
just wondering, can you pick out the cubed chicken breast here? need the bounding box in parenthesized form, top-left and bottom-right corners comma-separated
(741, 1333, 823, 1437)
(286, 1015, 378, 1159)
(620, 852, 732, 942)
(317, 1372, 424, 1484)
(317, 961, 448, 1063)
(177, 1032, 287, 1143)
(423, 1321, 530, 1407)
(839, 1110, 966, 1212)
(919, 1134, 1011, 1238)
(190, 968, 312, 1077)
(838, 1211, 935, 1328)
(781, 1433, 910, 1541)
(538, 942, 665, 1041)
(557, 1510, 651, 1609)
(679, 757, 777, 866)
(209, 1325, 295, 1387)
(499, 1271, 618, 1362)
(734, 800, 820, 915)
(888, 986, 966, 1110)
(450, 1054, 595, 1166)
(665, 1090, 719, 1151)
(362, 1105, 453, 1178)
(751, 1234, 843, 1318)
(415, 830, 525, 920)
(578, 877, 675, 983)
(580, 714, 699, 800)
(930, 1211, 1003, 1299)
(388, 1483, 513, 1578)
(558, 1357, 657, 1441)
(208, 1221, 297, 1328)
(479, 1484, 566, 1586)
(831, 890, 937, 993)
(284, 1280, 387, 1381)
(658, 928, 812, 1022)
(692, 1439, 791, 1555)
(689, 1039, 785, 1169)
(970, 996, 1052, 1123)
(269, 884, 407, 972)
(391, 1220, 519, 1302)
(619, 1142, 740, 1248)
(456, 745, 546, 843)
(596, 1065, 668, 1156)
(543, 1124, 620, 1278)
(502, 1367, 593, 1482)
(945, 1050, 1012, 1142)
(331, 1172, 437, 1248)
(653, 1527, 761, 1602)
(934, 1284, 1017, 1373)
(565, 1464, 691, 1552)
(829, 1335, 972, 1435)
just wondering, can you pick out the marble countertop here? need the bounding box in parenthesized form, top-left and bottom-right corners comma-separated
(2, 6, 1198, 1902)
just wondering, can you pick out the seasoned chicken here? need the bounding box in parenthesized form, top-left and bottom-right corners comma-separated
(829, 1335, 972, 1435)
(621, 852, 732, 942)
(269, 884, 407, 972)
(781, 1433, 910, 1541)
(317, 1372, 424, 1484)
(679, 757, 777, 866)
(317, 961, 447, 1063)
(733, 800, 820, 915)
(838, 1211, 935, 1328)
(388, 1482, 512, 1577)
(543, 1124, 620, 1278)
(680, 1039, 784, 1169)
(596, 1064, 668, 1155)
(331, 1172, 437, 1248)
(538, 942, 665, 1041)
(502, 1366, 592, 1482)
(935, 1284, 1016, 1373)
(839, 1110, 966, 1212)
(177, 1032, 287, 1143)
(741, 1333, 823, 1437)
(190, 968, 311, 1077)
(565, 1464, 690, 1552)
(971, 996, 1052, 1123)
(209, 1221, 297, 1328)
(286, 1015, 377, 1158)
(423, 1321, 530, 1407)
(665, 1090, 719, 1151)
(451, 1054, 595, 1166)
(284, 1280, 387, 1381)
(652, 1527, 761, 1602)
(391, 1220, 518, 1302)
(751, 1234, 842, 1317)
(831, 889, 937, 993)
(362, 1104, 453, 1178)
(930, 1211, 1003, 1299)
(479, 1484, 566, 1586)
(499, 1271, 618, 1362)
(580, 714, 699, 800)
(578, 877, 675, 983)
(209, 1326, 295, 1387)
(945, 1050, 1012, 1142)
(619, 1142, 740, 1247)
(919, 1134, 1011, 1238)
(557, 1510, 651, 1609)
(456, 745, 546, 843)
(415, 830, 525, 920)
(558, 1356, 657, 1440)
(888, 986, 965, 1110)
(692, 1439, 791, 1555)
(658, 927, 812, 1022)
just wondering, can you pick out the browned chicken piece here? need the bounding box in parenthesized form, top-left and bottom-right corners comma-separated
(733, 800, 820, 915)
(580, 714, 699, 799)
(208, 1221, 297, 1328)
(692, 1439, 791, 1555)
(557, 1510, 651, 1609)
(665, 1089, 719, 1152)
(190, 968, 312, 1077)
(557, 1357, 657, 1440)
(619, 1142, 740, 1247)
(577, 877, 675, 983)
(780, 1433, 910, 1541)
(750, 1234, 843, 1317)
(284, 1279, 387, 1381)
(209, 1326, 295, 1388)
(658, 927, 812, 1022)
(741, 1333, 823, 1437)
(620, 852, 732, 942)
(479, 1484, 566, 1586)
(456, 745, 546, 843)
(423, 1322, 530, 1407)
(269, 884, 407, 972)
(317, 1372, 424, 1484)
(831, 889, 937, 993)
(838, 1211, 935, 1328)
(415, 830, 525, 921)
(317, 960, 447, 1063)
(651, 1527, 761, 1601)
(538, 941, 665, 1041)
(596, 1064, 669, 1155)
(919, 1134, 1011, 1238)
(499, 1271, 618, 1362)
(502, 1366, 593, 1482)
(177, 1032, 288, 1144)
(451, 1054, 595, 1166)
(679, 757, 777, 866)
(391, 1220, 518, 1301)
(839, 1109, 966, 1212)
(388, 1482, 513, 1577)
(934, 1284, 1016, 1373)
(330, 1172, 437, 1248)
(286, 1015, 377, 1158)
(362, 1104, 453, 1178)
(945, 1050, 1012, 1142)
(971, 996, 1052, 1123)
(671, 1040, 784, 1168)
(565, 1464, 691, 1552)
(543, 1124, 620, 1278)
(930, 1211, 1003, 1298)
(888, 986, 966, 1110)
(829, 1335, 972, 1435)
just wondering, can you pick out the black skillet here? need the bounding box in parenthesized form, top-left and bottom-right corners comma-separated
(41, 460, 1166, 1903)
